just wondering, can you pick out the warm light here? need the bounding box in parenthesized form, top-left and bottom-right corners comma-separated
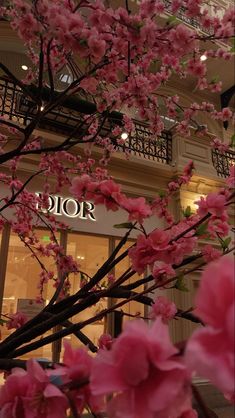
(121, 132, 128, 140)
(21, 65, 28, 71)
(40, 105, 44, 111)
(200, 54, 207, 62)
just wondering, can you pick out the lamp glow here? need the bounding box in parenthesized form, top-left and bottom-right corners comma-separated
(121, 132, 128, 140)
(200, 54, 207, 61)
(21, 65, 28, 71)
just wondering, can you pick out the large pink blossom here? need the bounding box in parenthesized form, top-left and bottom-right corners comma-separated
(185, 258, 235, 401)
(0, 360, 68, 418)
(195, 193, 226, 217)
(120, 196, 152, 224)
(128, 230, 170, 274)
(62, 341, 104, 415)
(91, 319, 193, 418)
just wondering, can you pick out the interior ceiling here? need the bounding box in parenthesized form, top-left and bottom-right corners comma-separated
(0, 21, 234, 108)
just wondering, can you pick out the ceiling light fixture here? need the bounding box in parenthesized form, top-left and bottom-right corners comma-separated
(121, 132, 128, 140)
(200, 54, 207, 62)
(21, 64, 28, 71)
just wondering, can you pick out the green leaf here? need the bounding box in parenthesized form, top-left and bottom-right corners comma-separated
(183, 206, 192, 218)
(0, 319, 8, 326)
(158, 190, 166, 198)
(195, 222, 208, 236)
(210, 75, 219, 84)
(113, 222, 133, 229)
(166, 15, 179, 25)
(230, 37, 235, 53)
(221, 236, 232, 250)
(230, 133, 235, 148)
(174, 275, 189, 292)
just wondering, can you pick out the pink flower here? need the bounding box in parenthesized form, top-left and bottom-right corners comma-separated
(150, 296, 177, 322)
(128, 230, 170, 274)
(0, 360, 68, 418)
(80, 77, 98, 94)
(185, 258, 235, 401)
(70, 174, 98, 200)
(188, 59, 206, 78)
(195, 193, 226, 217)
(152, 261, 175, 280)
(91, 319, 193, 418)
(63, 341, 104, 414)
(88, 36, 106, 62)
(120, 196, 152, 224)
(202, 244, 221, 262)
(0, 368, 30, 418)
(7, 311, 28, 330)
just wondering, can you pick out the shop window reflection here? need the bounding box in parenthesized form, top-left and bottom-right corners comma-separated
(1, 230, 60, 360)
(114, 240, 145, 322)
(63, 233, 109, 351)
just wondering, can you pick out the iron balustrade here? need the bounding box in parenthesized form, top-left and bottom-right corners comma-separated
(0, 77, 172, 164)
(162, 0, 213, 34)
(212, 149, 235, 177)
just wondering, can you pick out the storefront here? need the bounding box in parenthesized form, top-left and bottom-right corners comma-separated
(0, 186, 163, 360)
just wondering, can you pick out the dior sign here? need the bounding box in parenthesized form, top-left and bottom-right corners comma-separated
(35, 192, 96, 221)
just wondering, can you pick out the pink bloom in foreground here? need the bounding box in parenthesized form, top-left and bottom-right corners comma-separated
(0, 368, 30, 418)
(150, 296, 177, 322)
(91, 319, 193, 418)
(185, 258, 235, 401)
(0, 360, 68, 418)
(63, 341, 104, 415)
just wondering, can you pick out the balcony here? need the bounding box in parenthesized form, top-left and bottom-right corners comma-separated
(212, 148, 235, 178)
(0, 76, 172, 165)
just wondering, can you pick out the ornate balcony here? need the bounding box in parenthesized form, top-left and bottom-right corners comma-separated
(0, 77, 172, 165)
(212, 148, 235, 177)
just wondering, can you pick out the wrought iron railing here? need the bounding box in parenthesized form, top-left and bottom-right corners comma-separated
(212, 149, 235, 177)
(163, 0, 213, 34)
(0, 77, 172, 164)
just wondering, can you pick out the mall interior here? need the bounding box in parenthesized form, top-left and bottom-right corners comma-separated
(0, 1, 234, 416)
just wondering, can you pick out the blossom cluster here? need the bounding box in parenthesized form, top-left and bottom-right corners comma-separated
(0, 258, 234, 418)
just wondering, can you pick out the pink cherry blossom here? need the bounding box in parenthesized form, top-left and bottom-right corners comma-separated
(202, 244, 221, 262)
(0, 368, 30, 418)
(120, 196, 152, 223)
(150, 296, 177, 322)
(185, 258, 235, 401)
(0, 360, 68, 418)
(25, 359, 68, 418)
(152, 261, 175, 280)
(7, 311, 28, 330)
(195, 193, 226, 217)
(63, 341, 104, 415)
(91, 319, 193, 418)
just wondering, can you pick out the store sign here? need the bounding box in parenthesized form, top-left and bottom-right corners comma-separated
(17, 299, 45, 320)
(35, 192, 96, 221)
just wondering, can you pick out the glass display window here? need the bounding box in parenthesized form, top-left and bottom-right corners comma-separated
(114, 239, 146, 322)
(62, 233, 109, 352)
(1, 230, 60, 360)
